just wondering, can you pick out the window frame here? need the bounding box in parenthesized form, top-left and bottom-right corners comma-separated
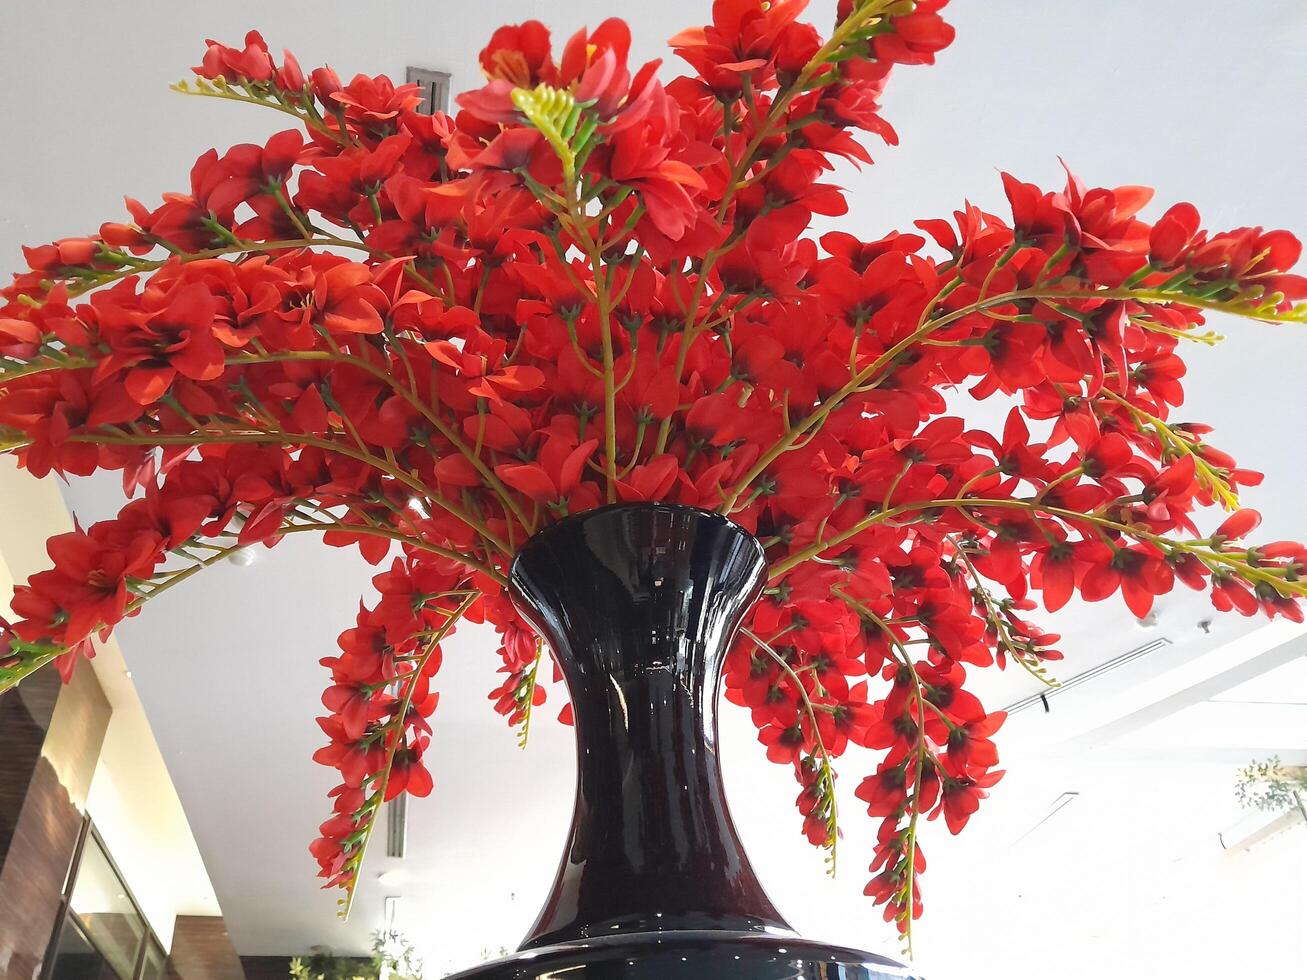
(42, 816, 164, 980)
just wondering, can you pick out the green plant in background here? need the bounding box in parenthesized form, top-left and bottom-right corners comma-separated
(289, 930, 423, 980)
(1235, 756, 1307, 814)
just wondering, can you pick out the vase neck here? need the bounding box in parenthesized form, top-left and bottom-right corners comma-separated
(509, 504, 792, 948)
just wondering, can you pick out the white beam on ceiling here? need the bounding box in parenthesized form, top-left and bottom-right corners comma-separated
(1002, 620, 1307, 755)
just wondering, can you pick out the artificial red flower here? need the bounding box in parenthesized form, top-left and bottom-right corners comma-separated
(194, 30, 275, 82)
(10, 528, 163, 646)
(495, 437, 601, 513)
(332, 74, 422, 127)
(936, 768, 1003, 835)
(99, 281, 226, 404)
(479, 21, 557, 87)
(1080, 545, 1176, 619)
(426, 336, 545, 404)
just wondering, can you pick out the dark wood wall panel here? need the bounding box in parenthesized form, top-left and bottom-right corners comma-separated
(0, 760, 85, 979)
(0, 668, 61, 865)
(0, 664, 111, 980)
(166, 916, 247, 980)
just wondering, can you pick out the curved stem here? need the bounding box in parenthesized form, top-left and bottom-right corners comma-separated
(46, 237, 369, 299)
(0, 512, 489, 696)
(126, 540, 249, 614)
(235, 348, 534, 534)
(946, 536, 1058, 689)
(833, 588, 931, 955)
(279, 522, 505, 585)
(773, 494, 1306, 598)
(720, 280, 1304, 514)
(172, 81, 350, 146)
(66, 427, 511, 556)
(742, 627, 839, 875)
(339, 590, 479, 920)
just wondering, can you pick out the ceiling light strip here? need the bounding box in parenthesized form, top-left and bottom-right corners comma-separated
(1005, 637, 1173, 714)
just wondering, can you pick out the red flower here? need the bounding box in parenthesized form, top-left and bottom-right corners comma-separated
(1030, 542, 1077, 612)
(426, 335, 545, 404)
(967, 408, 1050, 482)
(944, 711, 1005, 778)
(0, 369, 141, 477)
(559, 19, 635, 119)
(603, 94, 708, 240)
(100, 281, 225, 404)
(331, 75, 422, 127)
(20, 237, 101, 274)
(385, 737, 434, 800)
(936, 768, 1003, 835)
(495, 437, 602, 513)
(11, 528, 163, 647)
(974, 320, 1048, 392)
(617, 454, 681, 501)
(1149, 202, 1201, 270)
(1213, 508, 1261, 544)
(321, 684, 393, 742)
(205, 130, 306, 217)
(873, 0, 955, 66)
(311, 260, 389, 335)
(479, 21, 557, 88)
(1001, 172, 1077, 252)
(759, 719, 808, 765)
(1080, 545, 1176, 619)
(312, 717, 384, 788)
(194, 30, 275, 82)
(669, 0, 811, 95)
(855, 763, 908, 817)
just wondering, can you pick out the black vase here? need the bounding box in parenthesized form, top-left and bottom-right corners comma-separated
(447, 503, 913, 979)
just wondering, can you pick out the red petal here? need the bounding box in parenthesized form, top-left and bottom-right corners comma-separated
(495, 463, 557, 503)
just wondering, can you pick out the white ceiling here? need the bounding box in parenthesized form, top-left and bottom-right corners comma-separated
(4, 1, 1307, 977)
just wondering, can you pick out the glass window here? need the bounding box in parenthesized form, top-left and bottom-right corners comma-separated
(47, 916, 115, 980)
(66, 836, 146, 980)
(137, 939, 166, 980)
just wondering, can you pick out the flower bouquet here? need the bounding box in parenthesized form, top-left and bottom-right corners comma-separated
(2, 0, 1304, 951)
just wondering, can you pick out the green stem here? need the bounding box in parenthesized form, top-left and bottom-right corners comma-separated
(720, 280, 1305, 514)
(742, 627, 840, 875)
(338, 590, 479, 920)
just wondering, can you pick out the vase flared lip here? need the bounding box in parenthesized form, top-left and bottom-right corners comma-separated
(508, 501, 764, 583)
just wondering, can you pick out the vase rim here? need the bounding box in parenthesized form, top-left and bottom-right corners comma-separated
(509, 501, 764, 578)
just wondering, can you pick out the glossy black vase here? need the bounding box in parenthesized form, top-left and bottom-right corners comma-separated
(447, 503, 913, 979)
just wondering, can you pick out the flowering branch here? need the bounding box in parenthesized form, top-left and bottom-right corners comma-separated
(744, 627, 840, 875)
(336, 590, 479, 919)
